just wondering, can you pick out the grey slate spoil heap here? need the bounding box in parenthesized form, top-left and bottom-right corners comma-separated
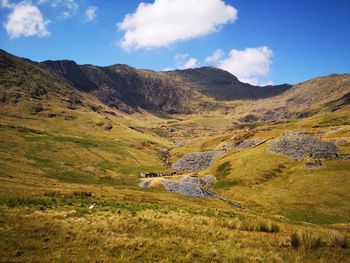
(269, 131, 338, 160)
(172, 151, 224, 171)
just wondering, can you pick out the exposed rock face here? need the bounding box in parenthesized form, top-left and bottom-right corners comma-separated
(31, 104, 44, 114)
(239, 114, 259, 123)
(0, 49, 86, 110)
(269, 132, 338, 160)
(40, 58, 293, 114)
(165, 67, 291, 100)
(172, 151, 225, 171)
(41, 61, 194, 114)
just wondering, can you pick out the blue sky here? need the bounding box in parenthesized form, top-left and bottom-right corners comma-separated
(0, 0, 349, 85)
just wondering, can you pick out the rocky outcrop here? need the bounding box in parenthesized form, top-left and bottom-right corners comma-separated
(41, 61, 194, 114)
(269, 132, 338, 160)
(172, 151, 225, 171)
(165, 67, 291, 100)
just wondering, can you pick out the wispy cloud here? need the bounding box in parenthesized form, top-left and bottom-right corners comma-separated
(84, 6, 97, 23)
(37, 0, 79, 19)
(174, 53, 199, 69)
(205, 49, 224, 63)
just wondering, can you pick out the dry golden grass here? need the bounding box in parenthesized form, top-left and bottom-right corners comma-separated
(0, 87, 350, 262)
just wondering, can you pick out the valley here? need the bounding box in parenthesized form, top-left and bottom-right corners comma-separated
(0, 49, 350, 262)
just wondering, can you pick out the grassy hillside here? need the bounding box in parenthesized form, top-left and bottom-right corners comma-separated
(0, 50, 350, 262)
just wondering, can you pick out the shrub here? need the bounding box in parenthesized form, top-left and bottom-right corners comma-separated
(270, 223, 280, 233)
(44, 191, 61, 197)
(257, 222, 270, 232)
(290, 231, 324, 249)
(329, 233, 348, 249)
(72, 191, 92, 199)
(291, 232, 301, 248)
(302, 232, 322, 249)
(240, 222, 255, 232)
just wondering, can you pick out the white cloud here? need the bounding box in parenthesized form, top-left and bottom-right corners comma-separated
(58, 0, 78, 18)
(180, 58, 198, 69)
(173, 53, 199, 69)
(36, 0, 78, 18)
(205, 49, 224, 63)
(174, 53, 188, 62)
(1, 0, 15, 8)
(216, 46, 273, 85)
(118, 0, 238, 50)
(4, 3, 50, 39)
(84, 6, 97, 22)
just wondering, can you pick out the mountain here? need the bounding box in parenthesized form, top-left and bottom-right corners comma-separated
(1, 48, 350, 120)
(165, 67, 291, 100)
(1, 49, 350, 262)
(39, 54, 291, 113)
(0, 49, 83, 108)
(41, 60, 195, 114)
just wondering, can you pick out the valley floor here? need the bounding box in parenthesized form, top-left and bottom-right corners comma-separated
(0, 102, 350, 262)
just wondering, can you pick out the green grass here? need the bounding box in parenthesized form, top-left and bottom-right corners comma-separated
(0, 68, 350, 262)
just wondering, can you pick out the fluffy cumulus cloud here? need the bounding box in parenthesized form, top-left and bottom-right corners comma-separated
(85, 6, 97, 22)
(118, 0, 238, 50)
(214, 46, 273, 85)
(4, 3, 50, 39)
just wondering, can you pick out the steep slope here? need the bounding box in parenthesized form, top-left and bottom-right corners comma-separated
(41, 59, 293, 114)
(165, 67, 291, 100)
(282, 74, 350, 109)
(41, 60, 196, 114)
(0, 49, 83, 109)
(229, 73, 350, 123)
(0, 49, 171, 181)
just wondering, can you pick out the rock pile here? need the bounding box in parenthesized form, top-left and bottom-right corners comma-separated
(269, 131, 338, 160)
(237, 140, 263, 149)
(172, 151, 225, 171)
(138, 175, 243, 208)
(138, 175, 216, 197)
(179, 175, 216, 190)
(161, 180, 213, 198)
(138, 180, 151, 188)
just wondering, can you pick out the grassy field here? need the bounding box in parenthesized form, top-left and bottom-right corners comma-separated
(0, 91, 350, 262)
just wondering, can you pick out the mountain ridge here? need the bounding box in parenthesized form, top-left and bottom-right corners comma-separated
(1, 48, 349, 117)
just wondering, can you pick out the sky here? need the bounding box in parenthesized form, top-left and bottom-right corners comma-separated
(0, 0, 349, 85)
